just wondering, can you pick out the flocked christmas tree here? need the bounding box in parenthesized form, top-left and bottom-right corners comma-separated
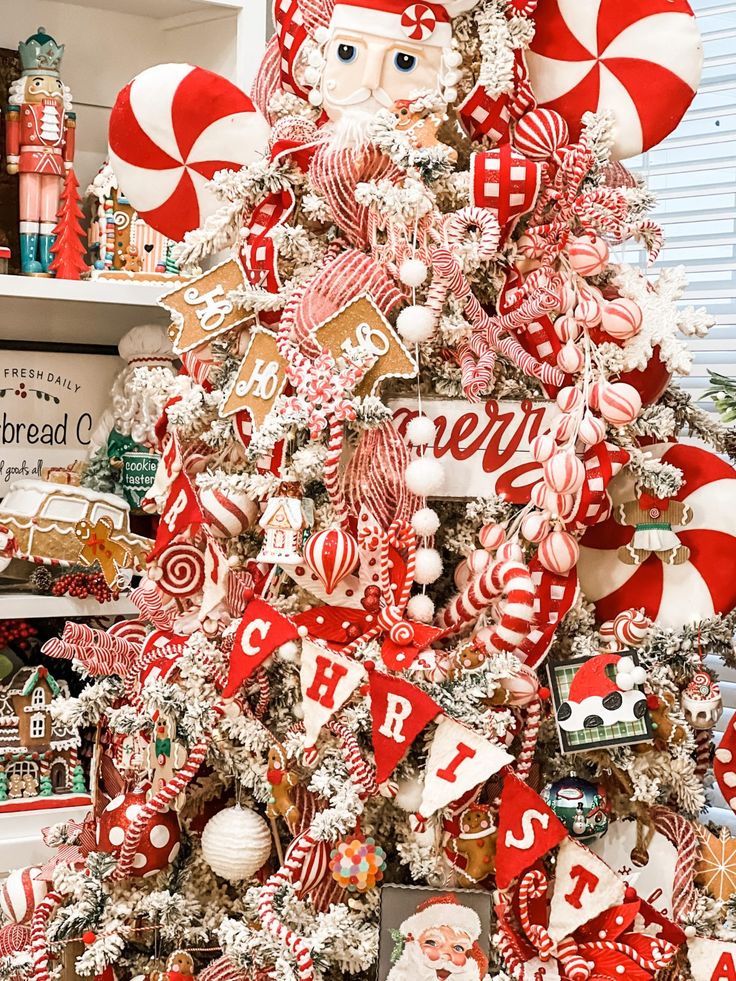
(5, 2, 736, 981)
(48, 168, 88, 281)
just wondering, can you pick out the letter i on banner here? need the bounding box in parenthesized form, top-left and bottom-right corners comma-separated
(495, 773, 567, 890)
(300, 639, 365, 747)
(547, 837, 625, 942)
(418, 716, 514, 820)
(369, 670, 441, 785)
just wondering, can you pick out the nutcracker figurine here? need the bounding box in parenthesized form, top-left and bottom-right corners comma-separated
(4, 28, 75, 275)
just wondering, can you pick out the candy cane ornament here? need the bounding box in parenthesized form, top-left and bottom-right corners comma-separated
(30, 891, 61, 981)
(514, 698, 542, 783)
(439, 557, 536, 654)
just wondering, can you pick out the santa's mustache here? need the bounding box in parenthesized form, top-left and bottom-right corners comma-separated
(325, 86, 394, 107)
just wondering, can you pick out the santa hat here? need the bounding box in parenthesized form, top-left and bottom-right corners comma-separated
(467, 943, 488, 980)
(328, 0, 478, 47)
(402, 893, 482, 940)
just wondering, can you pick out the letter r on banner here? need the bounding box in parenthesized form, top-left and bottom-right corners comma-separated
(378, 693, 413, 743)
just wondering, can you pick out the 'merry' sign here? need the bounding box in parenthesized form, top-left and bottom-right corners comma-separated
(390, 398, 559, 502)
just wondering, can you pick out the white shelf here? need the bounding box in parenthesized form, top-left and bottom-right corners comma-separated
(44, 0, 245, 19)
(0, 802, 92, 875)
(0, 592, 138, 619)
(0, 275, 169, 347)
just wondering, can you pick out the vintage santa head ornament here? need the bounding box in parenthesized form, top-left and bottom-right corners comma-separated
(306, 0, 477, 121)
(386, 893, 488, 981)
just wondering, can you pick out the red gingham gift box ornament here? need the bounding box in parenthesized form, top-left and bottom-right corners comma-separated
(471, 144, 542, 241)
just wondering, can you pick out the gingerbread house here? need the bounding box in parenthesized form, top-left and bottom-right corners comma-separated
(0, 666, 87, 808)
(86, 162, 181, 281)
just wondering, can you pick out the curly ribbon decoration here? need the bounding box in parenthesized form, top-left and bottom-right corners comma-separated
(518, 869, 554, 958)
(31, 890, 61, 981)
(651, 805, 700, 922)
(438, 556, 536, 653)
(130, 578, 176, 631)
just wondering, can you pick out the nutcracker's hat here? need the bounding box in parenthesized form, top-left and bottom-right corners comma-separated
(18, 27, 65, 78)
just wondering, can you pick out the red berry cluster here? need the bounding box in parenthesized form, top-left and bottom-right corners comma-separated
(0, 619, 37, 651)
(51, 572, 117, 603)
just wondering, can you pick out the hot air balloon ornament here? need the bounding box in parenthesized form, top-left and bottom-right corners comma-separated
(303, 527, 360, 595)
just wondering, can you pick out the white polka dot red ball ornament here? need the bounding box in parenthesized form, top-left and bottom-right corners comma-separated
(199, 487, 257, 537)
(108, 64, 270, 241)
(0, 867, 47, 924)
(601, 298, 643, 340)
(200, 805, 272, 882)
(97, 791, 181, 877)
(538, 530, 580, 574)
(598, 382, 642, 426)
(568, 235, 609, 277)
(526, 0, 702, 160)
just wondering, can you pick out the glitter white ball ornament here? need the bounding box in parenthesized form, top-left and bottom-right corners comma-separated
(568, 235, 609, 277)
(396, 305, 435, 344)
(405, 457, 445, 496)
(406, 593, 435, 623)
(406, 415, 436, 447)
(411, 507, 440, 537)
(598, 382, 642, 426)
(601, 298, 643, 340)
(538, 530, 579, 574)
(201, 805, 272, 881)
(97, 791, 181, 878)
(479, 523, 506, 551)
(414, 547, 443, 584)
(399, 258, 429, 288)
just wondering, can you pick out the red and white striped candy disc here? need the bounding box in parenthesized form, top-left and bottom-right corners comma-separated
(579, 442, 736, 627)
(303, 528, 359, 595)
(108, 64, 270, 241)
(0, 868, 47, 925)
(526, 0, 702, 160)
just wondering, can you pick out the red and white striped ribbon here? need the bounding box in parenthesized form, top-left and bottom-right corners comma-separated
(514, 698, 541, 782)
(130, 579, 175, 630)
(30, 890, 61, 981)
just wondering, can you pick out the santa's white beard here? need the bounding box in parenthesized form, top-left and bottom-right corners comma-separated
(326, 108, 378, 150)
(386, 940, 479, 981)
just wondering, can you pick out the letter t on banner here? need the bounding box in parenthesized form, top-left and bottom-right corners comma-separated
(547, 837, 625, 942)
(300, 639, 365, 747)
(418, 715, 513, 820)
(369, 670, 441, 785)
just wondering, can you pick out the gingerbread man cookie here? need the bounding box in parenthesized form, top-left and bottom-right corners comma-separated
(145, 715, 188, 809)
(75, 516, 131, 585)
(266, 742, 301, 833)
(615, 491, 692, 566)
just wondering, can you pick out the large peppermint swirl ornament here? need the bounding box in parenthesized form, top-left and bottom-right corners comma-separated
(303, 528, 359, 595)
(108, 64, 270, 241)
(526, 0, 703, 160)
(401, 3, 438, 40)
(156, 543, 206, 598)
(578, 442, 736, 627)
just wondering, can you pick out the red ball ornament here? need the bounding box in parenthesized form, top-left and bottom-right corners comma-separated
(82, 931, 97, 945)
(96, 791, 181, 878)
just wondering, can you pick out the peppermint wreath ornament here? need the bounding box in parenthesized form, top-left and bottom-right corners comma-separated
(526, 0, 703, 159)
(578, 442, 736, 627)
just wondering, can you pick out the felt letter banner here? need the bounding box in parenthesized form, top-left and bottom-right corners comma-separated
(548, 837, 625, 941)
(300, 639, 365, 747)
(495, 772, 568, 889)
(688, 938, 736, 981)
(369, 670, 441, 784)
(418, 716, 513, 819)
(223, 600, 297, 698)
(150, 471, 204, 558)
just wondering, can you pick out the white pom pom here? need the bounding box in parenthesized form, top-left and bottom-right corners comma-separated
(444, 49, 462, 68)
(396, 305, 435, 344)
(304, 66, 321, 85)
(414, 547, 443, 584)
(618, 656, 634, 673)
(313, 26, 330, 42)
(407, 593, 435, 623)
(279, 640, 299, 662)
(308, 89, 323, 106)
(444, 87, 458, 102)
(405, 457, 445, 496)
(411, 506, 440, 537)
(399, 258, 428, 288)
(630, 666, 647, 686)
(406, 415, 435, 447)
(617, 673, 635, 692)
(307, 49, 324, 67)
(444, 70, 461, 86)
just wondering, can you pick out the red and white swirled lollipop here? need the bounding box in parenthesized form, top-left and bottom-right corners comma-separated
(526, 0, 702, 160)
(155, 543, 206, 598)
(303, 528, 359, 595)
(108, 63, 270, 240)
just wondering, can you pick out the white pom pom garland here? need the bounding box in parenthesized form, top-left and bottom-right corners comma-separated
(405, 457, 445, 496)
(406, 593, 435, 623)
(411, 507, 440, 537)
(406, 415, 436, 446)
(396, 305, 435, 344)
(414, 547, 443, 584)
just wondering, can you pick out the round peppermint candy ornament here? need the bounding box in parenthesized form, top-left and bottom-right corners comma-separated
(526, 0, 703, 160)
(578, 442, 736, 627)
(108, 64, 270, 241)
